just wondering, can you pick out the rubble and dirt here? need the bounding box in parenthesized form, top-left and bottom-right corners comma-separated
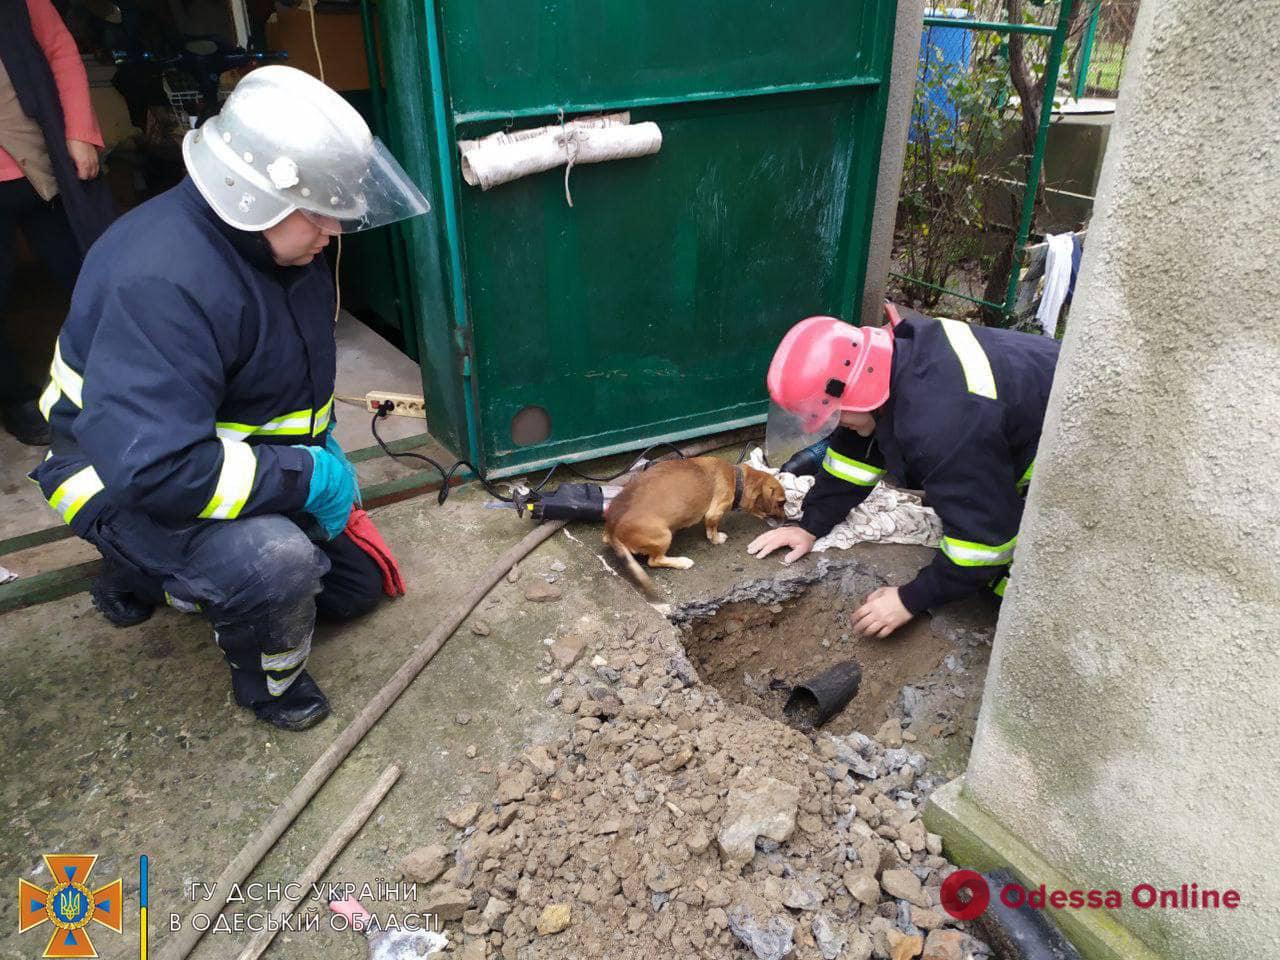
(396, 561, 997, 960)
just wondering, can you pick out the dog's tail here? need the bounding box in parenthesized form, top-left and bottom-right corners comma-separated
(604, 534, 659, 599)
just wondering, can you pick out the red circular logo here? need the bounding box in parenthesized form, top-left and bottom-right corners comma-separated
(940, 869, 991, 920)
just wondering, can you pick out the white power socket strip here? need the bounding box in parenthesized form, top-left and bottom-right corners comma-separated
(365, 391, 427, 418)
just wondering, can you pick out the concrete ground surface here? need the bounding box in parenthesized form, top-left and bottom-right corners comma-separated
(0, 449, 997, 960)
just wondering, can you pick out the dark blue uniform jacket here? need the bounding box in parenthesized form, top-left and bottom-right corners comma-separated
(798, 316, 1060, 613)
(31, 177, 334, 534)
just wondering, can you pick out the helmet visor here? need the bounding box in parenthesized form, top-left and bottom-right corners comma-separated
(764, 400, 839, 468)
(301, 137, 430, 233)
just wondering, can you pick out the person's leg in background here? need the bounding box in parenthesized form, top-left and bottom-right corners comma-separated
(0, 178, 82, 445)
(84, 510, 336, 731)
(0, 180, 44, 444)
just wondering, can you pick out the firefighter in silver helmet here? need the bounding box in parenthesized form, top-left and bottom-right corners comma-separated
(31, 66, 430, 731)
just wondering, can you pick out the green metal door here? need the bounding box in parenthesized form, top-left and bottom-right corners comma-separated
(376, 1, 897, 476)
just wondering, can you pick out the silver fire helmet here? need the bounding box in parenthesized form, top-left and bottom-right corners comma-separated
(182, 65, 429, 233)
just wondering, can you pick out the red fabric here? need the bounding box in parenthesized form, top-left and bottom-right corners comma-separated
(0, 0, 104, 184)
(344, 508, 406, 598)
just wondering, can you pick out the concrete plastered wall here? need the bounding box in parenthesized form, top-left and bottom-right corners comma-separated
(962, 1, 1280, 958)
(860, 0, 925, 326)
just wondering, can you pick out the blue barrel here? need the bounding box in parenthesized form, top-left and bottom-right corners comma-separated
(912, 7, 975, 144)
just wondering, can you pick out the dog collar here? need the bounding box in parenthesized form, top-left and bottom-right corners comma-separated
(732, 465, 745, 510)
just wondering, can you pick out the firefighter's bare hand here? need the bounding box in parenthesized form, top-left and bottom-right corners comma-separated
(747, 526, 815, 565)
(852, 587, 913, 639)
(66, 139, 99, 180)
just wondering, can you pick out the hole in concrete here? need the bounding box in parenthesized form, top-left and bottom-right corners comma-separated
(670, 561, 992, 756)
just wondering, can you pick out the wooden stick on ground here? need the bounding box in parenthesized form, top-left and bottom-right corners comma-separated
(236, 763, 402, 960)
(161, 521, 566, 960)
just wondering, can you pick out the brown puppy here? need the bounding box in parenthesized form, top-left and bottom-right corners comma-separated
(604, 456, 787, 596)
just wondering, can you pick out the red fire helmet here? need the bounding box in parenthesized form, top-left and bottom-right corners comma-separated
(766, 316, 894, 429)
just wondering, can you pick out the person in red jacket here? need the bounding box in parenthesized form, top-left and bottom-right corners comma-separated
(0, 0, 113, 445)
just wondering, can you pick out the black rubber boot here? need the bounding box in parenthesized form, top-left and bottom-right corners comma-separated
(250, 670, 331, 731)
(90, 569, 157, 627)
(2, 401, 51, 446)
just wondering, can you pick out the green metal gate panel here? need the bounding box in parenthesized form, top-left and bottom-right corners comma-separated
(376, 1, 897, 476)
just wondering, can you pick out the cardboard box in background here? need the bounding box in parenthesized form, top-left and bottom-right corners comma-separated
(265, 5, 378, 92)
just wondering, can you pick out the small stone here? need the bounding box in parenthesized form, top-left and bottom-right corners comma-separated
(422, 886, 471, 921)
(633, 743, 663, 768)
(923, 929, 984, 960)
(717, 769, 800, 867)
(888, 930, 924, 960)
(524, 581, 562, 602)
(910, 908, 946, 931)
(685, 825, 712, 855)
(661, 745, 695, 772)
(797, 813, 823, 834)
(846, 930, 874, 960)
(646, 863, 682, 893)
(465, 744, 478, 759)
(446, 802, 481, 828)
(845, 871, 881, 906)
(455, 712, 472, 726)
(781, 879, 824, 911)
(458, 940, 487, 960)
(481, 895, 511, 929)
(399, 844, 450, 884)
(812, 913, 847, 960)
(881, 869, 928, 908)
(497, 769, 534, 804)
(470, 620, 492, 637)
(506, 563, 519, 583)
(548, 633, 587, 668)
(876, 718, 904, 748)
(536, 903, 571, 935)
(926, 833, 944, 856)
(727, 905, 795, 960)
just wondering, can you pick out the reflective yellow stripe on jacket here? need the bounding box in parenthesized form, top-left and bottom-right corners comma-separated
(47, 465, 105, 524)
(198, 438, 258, 520)
(822, 448, 885, 487)
(215, 395, 334, 440)
(940, 534, 1017, 567)
(938, 318, 997, 400)
(39, 340, 86, 419)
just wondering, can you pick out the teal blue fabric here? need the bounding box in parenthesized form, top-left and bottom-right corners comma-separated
(297, 446, 357, 539)
(323, 425, 361, 507)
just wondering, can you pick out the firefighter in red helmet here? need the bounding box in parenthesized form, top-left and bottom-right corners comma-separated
(750, 311, 1061, 638)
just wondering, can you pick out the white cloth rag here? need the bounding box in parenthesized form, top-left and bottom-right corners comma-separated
(1035, 232, 1075, 336)
(746, 449, 942, 551)
(458, 112, 662, 192)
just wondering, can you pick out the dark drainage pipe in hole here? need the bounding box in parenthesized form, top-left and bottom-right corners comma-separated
(783, 660, 862, 729)
(976, 869, 1083, 960)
